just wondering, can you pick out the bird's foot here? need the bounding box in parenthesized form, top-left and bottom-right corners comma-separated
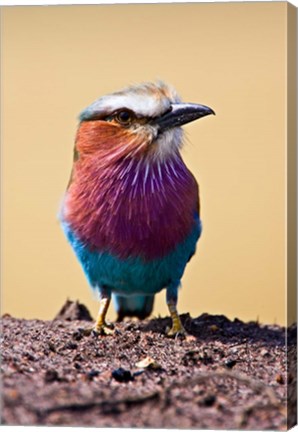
(166, 300, 187, 338)
(79, 322, 115, 337)
(166, 322, 187, 338)
(92, 321, 115, 336)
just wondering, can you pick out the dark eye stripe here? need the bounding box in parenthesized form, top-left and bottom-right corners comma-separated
(82, 107, 146, 124)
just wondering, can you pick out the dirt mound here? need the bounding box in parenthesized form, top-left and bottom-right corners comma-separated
(1, 300, 296, 429)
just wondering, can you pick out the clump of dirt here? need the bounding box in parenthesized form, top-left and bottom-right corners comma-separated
(54, 299, 93, 322)
(1, 300, 296, 429)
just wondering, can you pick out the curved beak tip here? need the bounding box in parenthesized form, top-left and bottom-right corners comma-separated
(197, 105, 215, 117)
(154, 103, 215, 131)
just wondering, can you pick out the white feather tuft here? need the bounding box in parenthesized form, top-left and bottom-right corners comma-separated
(80, 81, 181, 121)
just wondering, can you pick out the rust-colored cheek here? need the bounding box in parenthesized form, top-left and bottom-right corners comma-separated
(75, 121, 152, 159)
(76, 121, 127, 154)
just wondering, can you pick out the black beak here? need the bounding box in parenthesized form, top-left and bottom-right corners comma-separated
(154, 103, 215, 132)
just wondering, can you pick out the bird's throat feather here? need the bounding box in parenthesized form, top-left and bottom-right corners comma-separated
(63, 122, 199, 260)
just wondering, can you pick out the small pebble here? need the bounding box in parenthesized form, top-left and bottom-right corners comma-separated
(276, 373, 285, 384)
(72, 331, 83, 341)
(132, 370, 144, 377)
(200, 354, 213, 365)
(200, 394, 216, 407)
(260, 349, 270, 357)
(64, 341, 78, 350)
(111, 367, 134, 383)
(44, 369, 60, 383)
(260, 348, 270, 357)
(24, 352, 35, 361)
(225, 359, 237, 369)
(86, 370, 100, 380)
(48, 342, 56, 352)
(6, 389, 20, 400)
(135, 356, 161, 370)
(185, 335, 196, 343)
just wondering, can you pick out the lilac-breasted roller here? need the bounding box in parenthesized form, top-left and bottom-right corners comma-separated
(60, 81, 214, 336)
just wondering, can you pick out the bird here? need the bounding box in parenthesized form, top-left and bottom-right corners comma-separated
(60, 81, 214, 337)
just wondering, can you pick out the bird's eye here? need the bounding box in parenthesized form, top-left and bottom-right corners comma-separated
(115, 110, 134, 126)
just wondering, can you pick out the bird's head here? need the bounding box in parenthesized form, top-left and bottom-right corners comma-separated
(75, 81, 214, 163)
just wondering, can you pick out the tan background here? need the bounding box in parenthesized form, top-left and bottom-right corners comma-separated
(2, 3, 289, 325)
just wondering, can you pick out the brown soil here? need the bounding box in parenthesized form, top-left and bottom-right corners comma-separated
(1, 300, 296, 429)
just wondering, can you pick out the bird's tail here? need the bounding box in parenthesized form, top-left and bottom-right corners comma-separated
(113, 294, 155, 322)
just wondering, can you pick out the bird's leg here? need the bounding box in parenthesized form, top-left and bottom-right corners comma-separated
(81, 287, 114, 336)
(166, 282, 186, 337)
(92, 288, 114, 335)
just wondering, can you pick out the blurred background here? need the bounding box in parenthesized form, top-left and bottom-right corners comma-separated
(2, 2, 289, 325)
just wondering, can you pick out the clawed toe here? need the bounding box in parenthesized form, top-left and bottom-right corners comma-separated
(78, 322, 114, 337)
(92, 323, 115, 336)
(166, 324, 187, 338)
